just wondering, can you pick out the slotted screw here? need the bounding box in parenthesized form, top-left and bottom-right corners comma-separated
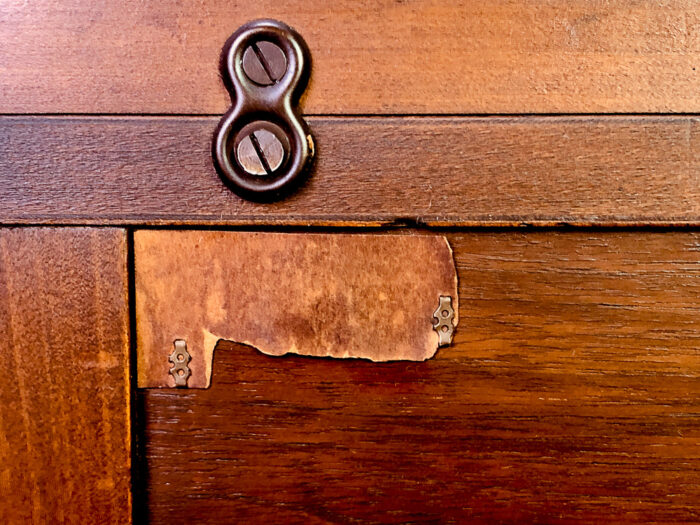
(241, 41, 287, 86)
(236, 127, 286, 176)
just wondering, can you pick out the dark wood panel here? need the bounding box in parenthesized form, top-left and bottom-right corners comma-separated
(0, 228, 131, 524)
(139, 231, 700, 524)
(1, 1, 697, 114)
(2, 116, 699, 226)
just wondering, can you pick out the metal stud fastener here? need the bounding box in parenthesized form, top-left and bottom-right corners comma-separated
(169, 339, 192, 388)
(433, 296, 455, 346)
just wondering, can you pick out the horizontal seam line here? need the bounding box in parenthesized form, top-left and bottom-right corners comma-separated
(0, 112, 699, 118)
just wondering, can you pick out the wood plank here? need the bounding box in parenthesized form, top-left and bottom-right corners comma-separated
(135, 231, 457, 387)
(1, 116, 698, 226)
(138, 231, 700, 524)
(1, 1, 697, 114)
(0, 228, 131, 524)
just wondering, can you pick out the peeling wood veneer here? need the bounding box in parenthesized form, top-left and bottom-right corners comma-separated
(135, 231, 458, 388)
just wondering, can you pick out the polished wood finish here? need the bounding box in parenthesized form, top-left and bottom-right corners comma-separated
(139, 231, 700, 523)
(135, 231, 457, 388)
(3, 1, 698, 522)
(1, 1, 697, 114)
(2, 116, 698, 226)
(0, 228, 131, 524)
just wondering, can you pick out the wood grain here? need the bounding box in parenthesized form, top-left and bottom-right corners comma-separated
(135, 231, 457, 388)
(0, 228, 131, 524)
(2, 116, 699, 226)
(1, 1, 697, 114)
(138, 231, 700, 524)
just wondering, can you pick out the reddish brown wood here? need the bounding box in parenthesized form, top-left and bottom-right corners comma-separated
(1, 116, 698, 226)
(1, 2, 697, 523)
(0, 228, 131, 524)
(139, 231, 700, 524)
(1, 1, 697, 114)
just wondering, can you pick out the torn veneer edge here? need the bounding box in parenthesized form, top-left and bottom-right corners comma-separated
(135, 231, 458, 388)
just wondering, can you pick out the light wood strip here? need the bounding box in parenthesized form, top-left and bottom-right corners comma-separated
(1, 1, 697, 114)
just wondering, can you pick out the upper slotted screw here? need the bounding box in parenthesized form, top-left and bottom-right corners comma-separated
(241, 41, 287, 85)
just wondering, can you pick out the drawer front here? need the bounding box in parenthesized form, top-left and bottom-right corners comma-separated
(137, 231, 700, 523)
